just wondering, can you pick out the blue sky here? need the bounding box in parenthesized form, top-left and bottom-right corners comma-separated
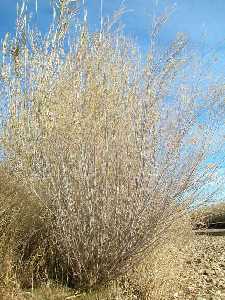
(1, 0, 225, 56)
(0, 0, 225, 81)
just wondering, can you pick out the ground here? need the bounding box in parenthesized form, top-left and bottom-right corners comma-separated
(176, 235, 225, 300)
(2, 234, 225, 300)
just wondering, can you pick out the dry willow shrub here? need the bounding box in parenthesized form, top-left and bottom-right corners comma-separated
(0, 0, 224, 290)
(122, 213, 195, 300)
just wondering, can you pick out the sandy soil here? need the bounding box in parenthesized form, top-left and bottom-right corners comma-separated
(175, 235, 225, 300)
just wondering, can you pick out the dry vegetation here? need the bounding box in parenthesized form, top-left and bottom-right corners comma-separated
(0, 0, 224, 299)
(191, 202, 225, 229)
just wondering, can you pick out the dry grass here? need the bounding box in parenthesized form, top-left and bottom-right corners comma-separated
(0, 214, 195, 300)
(0, 0, 224, 296)
(0, 283, 73, 300)
(191, 202, 225, 229)
(120, 214, 194, 300)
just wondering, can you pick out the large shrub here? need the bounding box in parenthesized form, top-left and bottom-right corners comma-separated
(0, 0, 223, 290)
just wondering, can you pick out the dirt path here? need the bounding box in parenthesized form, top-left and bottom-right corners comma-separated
(176, 235, 225, 300)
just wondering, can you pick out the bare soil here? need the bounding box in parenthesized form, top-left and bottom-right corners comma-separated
(175, 235, 225, 300)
